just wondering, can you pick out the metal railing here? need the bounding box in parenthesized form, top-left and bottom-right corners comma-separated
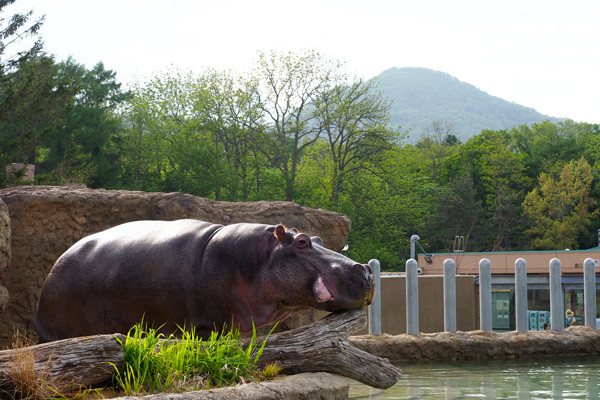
(367, 257, 598, 335)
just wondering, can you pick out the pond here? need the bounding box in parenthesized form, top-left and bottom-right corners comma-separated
(349, 356, 600, 399)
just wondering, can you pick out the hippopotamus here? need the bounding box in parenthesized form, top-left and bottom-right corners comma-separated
(33, 219, 374, 342)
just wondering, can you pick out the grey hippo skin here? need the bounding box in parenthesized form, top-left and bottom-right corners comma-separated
(34, 219, 374, 342)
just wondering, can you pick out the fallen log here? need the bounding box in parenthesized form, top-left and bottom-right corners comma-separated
(0, 308, 400, 394)
(0, 333, 125, 393)
(251, 307, 402, 389)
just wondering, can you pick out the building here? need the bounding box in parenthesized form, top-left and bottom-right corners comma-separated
(417, 249, 600, 330)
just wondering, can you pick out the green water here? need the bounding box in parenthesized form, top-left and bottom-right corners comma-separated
(349, 357, 600, 399)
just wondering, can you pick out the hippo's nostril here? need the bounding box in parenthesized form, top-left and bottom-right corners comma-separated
(357, 263, 373, 284)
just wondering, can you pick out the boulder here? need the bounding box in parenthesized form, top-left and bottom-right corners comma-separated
(0, 186, 352, 347)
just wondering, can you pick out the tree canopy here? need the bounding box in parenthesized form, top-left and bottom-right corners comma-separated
(1, 4, 599, 271)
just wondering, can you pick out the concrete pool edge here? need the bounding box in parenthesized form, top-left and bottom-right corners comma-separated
(109, 372, 349, 400)
(349, 325, 600, 362)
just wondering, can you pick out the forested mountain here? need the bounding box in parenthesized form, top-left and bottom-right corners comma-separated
(377, 67, 557, 142)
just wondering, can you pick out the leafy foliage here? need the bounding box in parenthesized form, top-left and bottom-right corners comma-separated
(1, 12, 600, 271)
(0, 0, 45, 73)
(522, 158, 598, 249)
(251, 50, 345, 201)
(0, 55, 75, 169)
(35, 58, 131, 187)
(312, 77, 397, 207)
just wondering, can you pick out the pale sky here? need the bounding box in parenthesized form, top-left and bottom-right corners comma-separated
(8, 0, 600, 123)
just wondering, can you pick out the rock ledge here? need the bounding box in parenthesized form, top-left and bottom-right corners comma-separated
(110, 372, 348, 400)
(349, 326, 600, 362)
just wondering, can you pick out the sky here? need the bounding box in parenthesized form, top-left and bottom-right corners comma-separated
(8, 0, 600, 123)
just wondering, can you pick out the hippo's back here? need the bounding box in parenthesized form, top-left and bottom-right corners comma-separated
(34, 219, 222, 342)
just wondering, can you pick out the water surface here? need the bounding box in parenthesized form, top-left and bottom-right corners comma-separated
(349, 356, 600, 399)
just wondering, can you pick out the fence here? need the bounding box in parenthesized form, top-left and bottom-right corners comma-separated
(367, 257, 598, 335)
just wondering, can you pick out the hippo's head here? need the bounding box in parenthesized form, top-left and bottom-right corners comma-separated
(260, 224, 375, 313)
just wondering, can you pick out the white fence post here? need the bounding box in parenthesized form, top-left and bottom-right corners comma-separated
(406, 259, 419, 335)
(443, 259, 456, 332)
(368, 259, 382, 335)
(479, 258, 492, 332)
(515, 258, 528, 332)
(549, 258, 564, 330)
(584, 258, 597, 328)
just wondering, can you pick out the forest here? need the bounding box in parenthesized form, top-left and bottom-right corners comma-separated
(2, 3, 600, 271)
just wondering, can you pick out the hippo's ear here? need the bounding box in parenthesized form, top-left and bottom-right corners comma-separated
(274, 224, 286, 243)
(311, 236, 324, 247)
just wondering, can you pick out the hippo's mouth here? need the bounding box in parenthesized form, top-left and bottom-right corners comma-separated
(313, 275, 333, 303)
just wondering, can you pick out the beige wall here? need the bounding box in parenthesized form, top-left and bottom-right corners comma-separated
(351, 274, 477, 335)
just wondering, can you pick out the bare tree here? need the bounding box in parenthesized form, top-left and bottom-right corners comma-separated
(417, 120, 459, 183)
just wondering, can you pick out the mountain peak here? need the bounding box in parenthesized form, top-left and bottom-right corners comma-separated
(375, 67, 555, 142)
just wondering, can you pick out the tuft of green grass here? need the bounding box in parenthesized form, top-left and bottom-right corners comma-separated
(111, 322, 275, 396)
(260, 362, 283, 380)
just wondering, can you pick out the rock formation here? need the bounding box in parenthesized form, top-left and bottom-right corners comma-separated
(0, 186, 352, 347)
(349, 326, 600, 361)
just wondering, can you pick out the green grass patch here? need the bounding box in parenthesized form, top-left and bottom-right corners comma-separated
(110, 322, 275, 396)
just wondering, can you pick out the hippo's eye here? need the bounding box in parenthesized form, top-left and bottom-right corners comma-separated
(295, 235, 310, 249)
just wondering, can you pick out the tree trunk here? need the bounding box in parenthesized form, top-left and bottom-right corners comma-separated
(250, 307, 401, 389)
(0, 308, 400, 394)
(0, 334, 125, 394)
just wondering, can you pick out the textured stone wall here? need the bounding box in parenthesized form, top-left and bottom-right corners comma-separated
(349, 326, 600, 362)
(0, 186, 352, 347)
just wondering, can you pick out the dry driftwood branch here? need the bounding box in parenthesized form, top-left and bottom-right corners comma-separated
(252, 307, 402, 389)
(0, 333, 125, 392)
(0, 308, 399, 393)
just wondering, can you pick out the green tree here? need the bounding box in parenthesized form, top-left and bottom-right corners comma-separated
(0, 55, 74, 167)
(510, 120, 600, 249)
(252, 50, 343, 201)
(416, 120, 460, 184)
(119, 68, 279, 199)
(0, 3, 76, 185)
(423, 172, 485, 252)
(36, 58, 130, 187)
(510, 120, 586, 180)
(302, 142, 437, 270)
(295, 140, 333, 207)
(349, 146, 437, 270)
(119, 101, 165, 191)
(522, 157, 598, 249)
(120, 70, 218, 196)
(441, 129, 530, 251)
(0, 0, 44, 72)
(194, 69, 265, 201)
(311, 77, 397, 207)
